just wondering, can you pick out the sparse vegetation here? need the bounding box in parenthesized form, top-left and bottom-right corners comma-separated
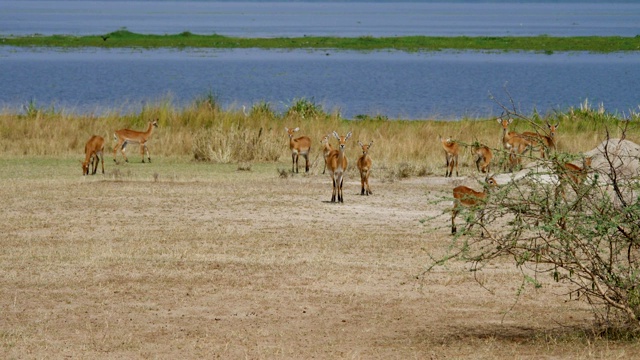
(1, 95, 640, 358)
(2, 31, 640, 53)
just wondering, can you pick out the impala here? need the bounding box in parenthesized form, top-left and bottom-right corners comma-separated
(321, 134, 334, 174)
(498, 117, 533, 171)
(439, 136, 459, 177)
(326, 131, 352, 203)
(472, 143, 493, 174)
(452, 176, 498, 236)
(113, 119, 158, 163)
(357, 140, 373, 195)
(81, 135, 105, 176)
(564, 156, 592, 186)
(285, 127, 312, 173)
(521, 122, 559, 158)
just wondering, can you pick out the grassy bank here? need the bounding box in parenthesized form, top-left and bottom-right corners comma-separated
(2, 30, 640, 52)
(1, 97, 637, 178)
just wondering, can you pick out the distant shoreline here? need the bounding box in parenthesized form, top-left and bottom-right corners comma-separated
(2, 30, 639, 53)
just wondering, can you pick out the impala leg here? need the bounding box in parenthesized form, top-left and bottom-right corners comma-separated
(445, 156, 450, 177)
(451, 207, 458, 234)
(303, 153, 309, 173)
(120, 141, 129, 163)
(91, 152, 98, 175)
(331, 177, 337, 202)
(99, 151, 105, 174)
(291, 153, 298, 173)
(143, 143, 151, 163)
(454, 154, 459, 177)
(338, 176, 344, 203)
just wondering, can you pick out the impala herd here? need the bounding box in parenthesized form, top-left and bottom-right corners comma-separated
(81, 116, 592, 235)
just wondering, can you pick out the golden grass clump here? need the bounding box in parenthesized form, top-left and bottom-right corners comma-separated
(0, 98, 637, 176)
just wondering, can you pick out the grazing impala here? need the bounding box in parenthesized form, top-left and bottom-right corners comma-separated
(81, 135, 105, 175)
(472, 143, 493, 174)
(521, 122, 559, 158)
(498, 117, 533, 171)
(285, 127, 312, 173)
(326, 131, 352, 203)
(357, 140, 373, 195)
(439, 136, 459, 177)
(113, 119, 158, 163)
(321, 134, 334, 174)
(452, 176, 498, 236)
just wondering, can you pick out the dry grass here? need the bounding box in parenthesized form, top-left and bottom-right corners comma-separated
(1, 102, 639, 358)
(2, 157, 640, 359)
(2, 100, 636, 178)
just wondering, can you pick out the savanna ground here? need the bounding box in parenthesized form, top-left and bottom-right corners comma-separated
(1, 102, 639, 358)
(2, 155, 640, 359)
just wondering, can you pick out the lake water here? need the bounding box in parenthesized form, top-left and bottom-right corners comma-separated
(1, 1, 639, 119)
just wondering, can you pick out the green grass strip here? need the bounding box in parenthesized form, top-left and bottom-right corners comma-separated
(2, 30, 640, 52)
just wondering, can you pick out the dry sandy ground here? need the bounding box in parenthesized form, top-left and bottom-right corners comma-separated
(1, 160, 638, 359)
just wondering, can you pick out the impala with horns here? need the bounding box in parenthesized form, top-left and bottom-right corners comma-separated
(439, 135, 459, 177)
(285, 127, 312, 173)
(357, 140, 373, 196)
(81, 135, 105, 175)
(521, 121, 559, 158)
(326, 131, 352, 203)
(497, 117, 533, 171)
(452, 176, 498, 236)
(321, 134, 334, 175)
(113, 119, 158, 163)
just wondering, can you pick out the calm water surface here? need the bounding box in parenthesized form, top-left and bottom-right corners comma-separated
(2, 1, 639, 37)
(1, 47, 639, 119)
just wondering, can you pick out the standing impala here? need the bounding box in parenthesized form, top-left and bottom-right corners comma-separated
(472, 143, 493, 174)
(498, 117, 533, 171)
(285, 127, 312, 173)
(357, 140, 373, 195)
(326, 131, 352, 203)
(113, 119, 158, 163)
(521, 121, 559, 158)
(321, 134, 334, 174)
(81, 135, 105, 175)
(452, 176, 498, 236)
(439, 136, 459, 177)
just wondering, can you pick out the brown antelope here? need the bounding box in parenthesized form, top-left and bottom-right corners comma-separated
(497, 117, 533, 171)
(439, 136, 459, 177)
(321, 134, 334, 175)
(81, 135, 105, 176)
(113, 119, 158, 163)
(452, 176, 498, 236)
(357, 140, 373, 196)
(326, 131, 352, 203)
(472, 143, 493, 174)
(565, 156, 592, 185)
(521, 122, 559, 158)
(285, 127, 312, 173)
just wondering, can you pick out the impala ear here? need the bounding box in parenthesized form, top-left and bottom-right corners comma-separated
(368, 140, 373, 148)
(284, 127, 289, 131)
(294, 127, 300, 132)
(333, 131, 340, 139)
(345, 132, 352, 140)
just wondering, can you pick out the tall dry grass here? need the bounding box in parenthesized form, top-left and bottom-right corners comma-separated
(1, 97, 637, 176)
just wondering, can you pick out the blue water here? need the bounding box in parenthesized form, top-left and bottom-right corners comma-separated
(1, 1, 639, 119)
(1, 1, 639, 37)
